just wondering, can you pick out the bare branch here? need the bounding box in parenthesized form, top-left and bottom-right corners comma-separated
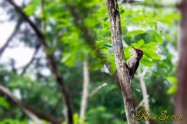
(0, 84, 62, 124)
(142, 67, 148, 77)
(136, 99, 144, 110)
(137, 68, 150, 124)
(0, 21, 21, 57)
(7, 0, 46, 46)
(120, 0, 177, 8)
(89, 83, 108, 97)
(21, 44, 41, 76)
(133, 2, 176, 8)
(80, 61, 90, 122)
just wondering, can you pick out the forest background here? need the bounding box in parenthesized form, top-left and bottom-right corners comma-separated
(0, 0, 186, 124)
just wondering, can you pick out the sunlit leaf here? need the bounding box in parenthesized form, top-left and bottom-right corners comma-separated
(167, 85, 177, 94)
(0, 97, 9, 109)
(126, 30, 145, 37)
(166, 76, 177, 84)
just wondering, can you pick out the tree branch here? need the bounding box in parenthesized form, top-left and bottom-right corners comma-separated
(0, 84, 62, 124)
(120, 0, 177, 8)
(21, 44, 41, 76)
(6, 0, 73, 123)
(80, 61, 90, 122)
(107, 0, 136, 123)
(0, 20, 21, 57)
(137, 68, 150, 124)
(89, 83, 108, 97)
(133, 2, 176, 8)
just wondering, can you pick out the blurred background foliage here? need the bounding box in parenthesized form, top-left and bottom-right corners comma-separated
(0, 0, 180, 124)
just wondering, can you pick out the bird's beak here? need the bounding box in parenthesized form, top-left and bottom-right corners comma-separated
(131, 45, 136, 50)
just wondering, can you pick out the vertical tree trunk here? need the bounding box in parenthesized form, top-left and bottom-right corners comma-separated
(175, 1, 187, 124)
(80, 61, 90, 122)
(106, 0, 136, 123)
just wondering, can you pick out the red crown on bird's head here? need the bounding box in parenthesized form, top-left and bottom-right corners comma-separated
(131, 45, 144, 57)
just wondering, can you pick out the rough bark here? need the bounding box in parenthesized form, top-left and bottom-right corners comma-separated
(107, 0, 136, 123)
(175, 1, 187, 124)
(80, 61, 90, 121)
(6, 0, 73, 123)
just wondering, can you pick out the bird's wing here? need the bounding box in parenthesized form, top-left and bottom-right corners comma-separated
(131, 61, 139, 79)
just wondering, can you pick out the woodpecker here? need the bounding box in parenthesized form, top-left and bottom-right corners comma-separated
(127, 46, 144, 80)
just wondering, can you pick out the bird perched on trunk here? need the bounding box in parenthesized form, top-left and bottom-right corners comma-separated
(127, 46, 144, 80)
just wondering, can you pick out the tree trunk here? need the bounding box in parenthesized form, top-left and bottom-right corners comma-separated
(175, 1, 187, 124)
(106, 0, 136, 123)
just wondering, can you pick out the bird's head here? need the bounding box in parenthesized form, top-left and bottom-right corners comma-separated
(131, 45, 144, 59)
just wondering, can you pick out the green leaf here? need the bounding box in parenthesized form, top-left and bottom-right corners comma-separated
(166, 76, 177, 84)
(141, 56, 153, 67)
(167, 85, 177, 94)
(137, 39, 144, 47)
(104, 43, 112, 48)
(124, 46, 133, 60)
(0, 97, 9, 109)
(155, 32, 163, 43)
(85, 18, 97, 28)
(61, 53, 75, 67)
(131, 15, 145, 23)
(109, 62, 116, 75)
(160, 13, 181, 25)
(144, 42, 158, 49)
(167, 76, 178, 94)
(126, 30, 145, 37)
(24, 3, 37, 15)
(165, 13, 181, 20)
(143, 50, 160, 60)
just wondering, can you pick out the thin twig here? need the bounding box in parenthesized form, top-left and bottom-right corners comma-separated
(0, 20, 22, 57)
(133, 2, 176, 8)
(121, 0, 177, 8)
(21, 44, 41, 76)
(136, 99, 144, 110)
(89, 83, 108, 97)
